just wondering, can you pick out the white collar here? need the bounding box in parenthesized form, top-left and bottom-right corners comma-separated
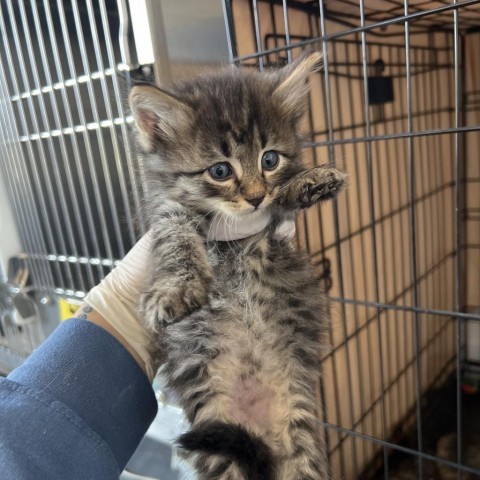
(207, 210, 296, 242)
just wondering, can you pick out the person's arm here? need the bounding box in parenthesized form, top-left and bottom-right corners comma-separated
(74, 303, 148, 376)
(0, 317, 157, 480)
(0, 235, 159, 480)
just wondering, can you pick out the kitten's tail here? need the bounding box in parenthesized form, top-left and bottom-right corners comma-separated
(178, 421, 274, 480)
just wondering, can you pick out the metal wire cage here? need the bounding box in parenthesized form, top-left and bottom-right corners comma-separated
(0, 0, 145, 295)
(0, 0, 479, 479)
(223, 0, 480, 478)
(0, 0, 147, 375)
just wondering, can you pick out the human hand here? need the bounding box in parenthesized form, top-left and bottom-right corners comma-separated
(80, 232, 156, 380)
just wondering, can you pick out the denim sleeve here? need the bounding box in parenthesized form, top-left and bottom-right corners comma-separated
(0, 318, 158, 480)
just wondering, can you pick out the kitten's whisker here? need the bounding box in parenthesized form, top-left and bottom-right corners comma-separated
(207, 211, 219, 242)
(225, 212, 235, 253)
(195, 207, 216, 231)
(226, 211, 241, 252)
(210, 211, 224, 252)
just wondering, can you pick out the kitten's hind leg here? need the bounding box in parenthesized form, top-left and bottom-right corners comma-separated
(277, 166, 347, 211)
(274, 372, 329, 479)
(277, 412, 329, 480)
(279, 448, 329, 480)
(278, 434, 328, 480)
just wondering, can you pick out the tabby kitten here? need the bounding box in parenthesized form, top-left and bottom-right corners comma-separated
(130, 53, 346, 480)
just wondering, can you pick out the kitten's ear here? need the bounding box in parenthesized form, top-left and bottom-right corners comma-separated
(129, 84, 192, 152)
(273, 51, 323, 120)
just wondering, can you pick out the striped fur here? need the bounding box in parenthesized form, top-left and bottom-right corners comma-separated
(130, 53, 345, 479)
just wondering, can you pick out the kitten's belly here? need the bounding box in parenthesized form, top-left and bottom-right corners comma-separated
(203, 306, 291, 436)
(171, 251, 325, 439)
(230, 377, 274, 430)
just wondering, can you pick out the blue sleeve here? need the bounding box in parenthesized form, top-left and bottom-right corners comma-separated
(0, 318, 158, 480)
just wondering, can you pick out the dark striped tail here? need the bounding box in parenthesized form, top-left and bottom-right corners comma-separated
(178, 421, 274, 480)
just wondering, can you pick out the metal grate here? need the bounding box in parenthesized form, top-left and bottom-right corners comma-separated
(224, 0, 480, 478)
(0, 0, 144, 300)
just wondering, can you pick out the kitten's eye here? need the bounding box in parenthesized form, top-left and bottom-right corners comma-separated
(261, 151, 279, 171)
(208, 162, 233, 181)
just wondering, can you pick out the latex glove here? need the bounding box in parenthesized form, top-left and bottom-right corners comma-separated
(83, 232, 155, 379)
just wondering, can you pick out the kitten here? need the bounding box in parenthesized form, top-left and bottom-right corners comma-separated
(130, 53, 346, 480)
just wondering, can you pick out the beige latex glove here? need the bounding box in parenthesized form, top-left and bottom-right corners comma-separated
(83, 232, 155, 379)
(83, 216, 296, 381)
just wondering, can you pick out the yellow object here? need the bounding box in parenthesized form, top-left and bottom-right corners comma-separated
(58, 298, 81, 322)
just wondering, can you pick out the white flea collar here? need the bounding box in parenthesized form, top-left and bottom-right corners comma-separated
(207, 210, 296, 242)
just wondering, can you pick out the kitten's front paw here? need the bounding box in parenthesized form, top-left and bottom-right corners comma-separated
(141, 275, 210, 330)
(298, 167, 347, 208)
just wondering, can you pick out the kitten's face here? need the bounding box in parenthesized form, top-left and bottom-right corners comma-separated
(130, 53, 323, 219)
(169, 74, 305, 218)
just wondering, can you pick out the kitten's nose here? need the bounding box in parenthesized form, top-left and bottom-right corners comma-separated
(246, 195, 265, 208)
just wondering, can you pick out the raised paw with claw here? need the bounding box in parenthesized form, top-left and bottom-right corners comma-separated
(277, 166, 347, 210)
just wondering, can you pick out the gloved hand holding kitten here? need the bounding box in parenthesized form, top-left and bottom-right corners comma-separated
(81, 216, 296, 381)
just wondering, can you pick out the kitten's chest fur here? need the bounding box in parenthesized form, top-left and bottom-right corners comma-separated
(208, 236, 327, 336)
(163, 234, 328, 436)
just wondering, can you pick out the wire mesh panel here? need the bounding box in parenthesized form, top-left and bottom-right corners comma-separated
(224, 0, 480, 478)
(0, 0, 144, 300)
